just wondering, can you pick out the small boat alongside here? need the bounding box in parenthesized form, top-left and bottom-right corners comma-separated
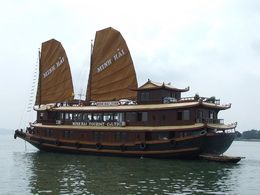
(199, 154, 245, 163)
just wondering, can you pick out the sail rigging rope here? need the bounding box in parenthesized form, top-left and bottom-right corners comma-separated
(74, 45, 90, 100)
(18, 55, 38, 129)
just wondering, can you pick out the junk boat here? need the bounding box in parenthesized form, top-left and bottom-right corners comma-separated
(14, 27, 237, 159)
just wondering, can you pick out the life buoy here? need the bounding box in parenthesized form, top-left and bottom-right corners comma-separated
(140, 143, 146, 150)
(120, 144, 126, 151)
(55, 140, 60, 146)
(200, 130, 207, 135)
(96, 143, 102, 150)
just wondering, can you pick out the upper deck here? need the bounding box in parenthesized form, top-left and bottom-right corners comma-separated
(35, 99, 231, 112)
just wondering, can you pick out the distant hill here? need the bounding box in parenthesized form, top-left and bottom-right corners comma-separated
(236, 129, 260, 140)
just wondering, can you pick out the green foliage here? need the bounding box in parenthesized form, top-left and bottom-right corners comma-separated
(240, 129, 260, 139)
(206, 96, 216, 103)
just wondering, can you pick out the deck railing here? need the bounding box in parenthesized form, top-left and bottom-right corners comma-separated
(179, 96, 220, 105)
(196, 118, 224, 124)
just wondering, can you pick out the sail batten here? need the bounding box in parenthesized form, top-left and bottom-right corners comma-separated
(86, 27, 138, 102)
(35, 39, 74, 105)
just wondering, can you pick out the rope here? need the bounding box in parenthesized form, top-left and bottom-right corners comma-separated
(18, 55, 38, 129)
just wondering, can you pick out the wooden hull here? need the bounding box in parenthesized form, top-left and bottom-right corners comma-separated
(14, 130, 204, 159)
(202, 132, 236, 155)
(199, 154, 243, 163)
(14, 128, 236, 159)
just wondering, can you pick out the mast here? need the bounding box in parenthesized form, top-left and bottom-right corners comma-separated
(86, 40, 94, 104)
(38, 48, 41, 108)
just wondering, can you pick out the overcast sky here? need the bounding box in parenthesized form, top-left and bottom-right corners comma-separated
(0, 0, 259, 131)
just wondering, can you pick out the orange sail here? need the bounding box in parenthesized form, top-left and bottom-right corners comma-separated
(35, 39, 74, 105)
(86, 27, 138, 102)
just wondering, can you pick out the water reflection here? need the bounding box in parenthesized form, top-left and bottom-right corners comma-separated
(22, 152, 242, 195)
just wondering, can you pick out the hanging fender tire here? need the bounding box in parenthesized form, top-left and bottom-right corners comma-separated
(140, 143, 146, 150)
(96, 143, 102, 150)
(120, 144, 126, 151)
(55, 140, 60, 146)
(200, 130, 207, 135)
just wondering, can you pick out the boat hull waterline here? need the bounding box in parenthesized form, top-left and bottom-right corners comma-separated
(14, 129, 235, 159)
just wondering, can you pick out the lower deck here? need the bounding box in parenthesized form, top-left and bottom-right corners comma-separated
(30, 123, 207, 144)
(15, 123, 236, 158)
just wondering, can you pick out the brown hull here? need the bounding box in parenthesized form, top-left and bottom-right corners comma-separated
(14, 130, 203, 159)
(202, 132, 236, 155)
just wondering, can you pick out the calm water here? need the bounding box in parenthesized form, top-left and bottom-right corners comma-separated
(1, 129, 260, 195)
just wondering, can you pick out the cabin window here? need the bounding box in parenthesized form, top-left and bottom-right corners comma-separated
(83, 113, 92, 122)
(126, 112, 137, 122)
(197, 110, 203, 118)
(177, 110, 190, 121)
(48, 112, 59, 120)
(39, 112, 44, 120)
(196, 110, 203, 123)
(60, 113, 64, 120)
(150, 132, 169, 140)
(142, 112, 148, 121)
(65, 113, 69, 120)
(183, 110, 190, 120)
(78, 113, 82, 121)
(103, 113, 114, 122)
(137, 112, 148, 122)
(158, 132, 169, 140)
(140, 92, 149, 101)
(65, 113, 72, 121)
(170, 92, 175, 98)
(137, 113, 142, 121)
(73, 113, 82, 122)
(177, 111, 182, 120)
(45, 129, 52, 137)
(64, 130, 71, 138)
(93, 113, 102, 122)
(114, 113, 124, 122)
(209, 110, 214, 119)
(175, 131, 184, 138)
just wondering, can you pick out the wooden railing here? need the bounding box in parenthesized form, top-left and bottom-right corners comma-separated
(196, 118, 224, 124)
(179, 96, 220, 105)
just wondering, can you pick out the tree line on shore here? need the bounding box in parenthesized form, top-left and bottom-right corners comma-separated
(236, 129, 260, 140)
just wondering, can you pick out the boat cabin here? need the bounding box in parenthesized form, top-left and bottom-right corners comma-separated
(36, 103, 223, 128)
(136, 80, 189, 104)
